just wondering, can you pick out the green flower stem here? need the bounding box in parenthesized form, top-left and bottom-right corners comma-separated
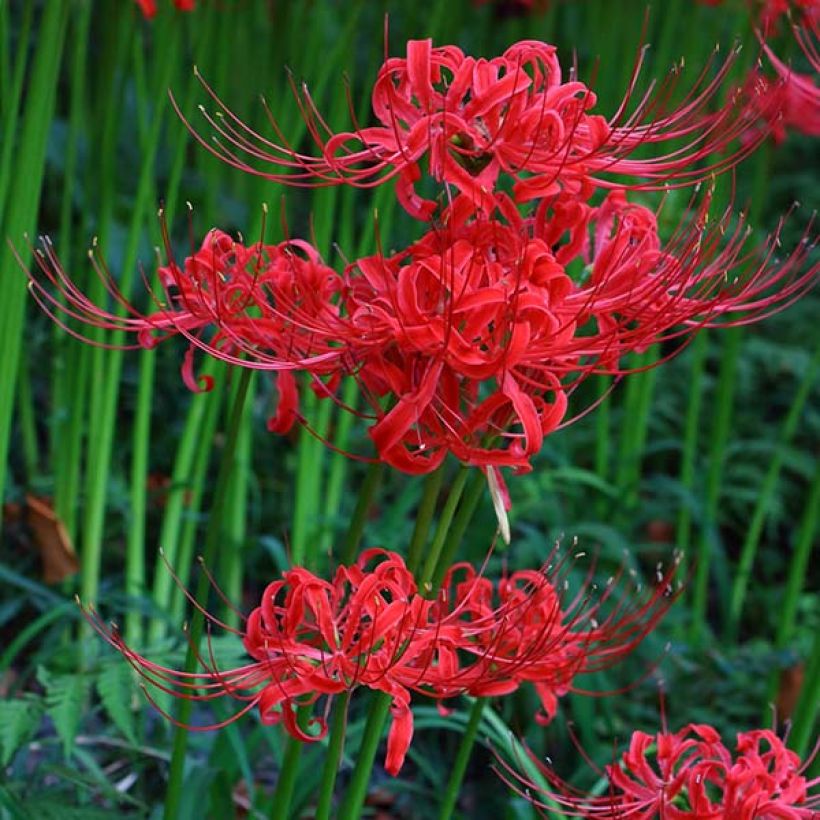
(340, 467, 484, 819)
(340, 462, 385, 566)
(689, 327, 743, 644)
(675, 332, 709, 559)
(726, 346, 819, 641)
(80, 19, 181, 630)
(314, 691, 352, 820)
(125, 348, 156, 646)
(419, 466, 470, 588)
(148, 360, 224, 644)
(15, 351, 38, 483)
(0, 0, 68, 536)
(430, 470, 486, 591)
(405, 466, 446, 573)
(437, 697, 486, 820)
(53, 0, 92, 544)
(593, 375, 611, 518)
(164, 368, 253, 820)
(269, 722, 307, 820)
(763, 459, 820, 722)
(336, 692, 393, 820)
(789, 625, 820, 760)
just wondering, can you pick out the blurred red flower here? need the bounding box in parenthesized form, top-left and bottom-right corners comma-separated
(135, 0, 195, 19)
(498, 722, 819, 818)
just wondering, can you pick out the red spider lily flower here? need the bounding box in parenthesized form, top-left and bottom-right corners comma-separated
(82, 547, 678, 776)
(24, 190, 818, 474)
(24, 229, 347, 427)
(496, 722, 820, 818)
(334, 190, 816, 473)
(737, 14, 820, 145)
(136, 0, 195, 19)
(186, 38, 775, 221)
(761, 0, 820, 31)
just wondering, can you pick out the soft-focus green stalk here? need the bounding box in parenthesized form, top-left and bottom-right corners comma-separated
(222, 373, 254, 629)
(593, 375, 611, 517)
(80, 20, 181, 625)
(789, 626, 820, 760)
(337, 693, 393, 820)
(125, 348, 156, 647)
(430, 470, 485, 591)
(0, 1, 67, 532)
(690, 328, 743, 643)
(52, 1, 92, 543)
(420, 467, 470, 586)
(726, 347, 819, 640)
(0, 0, 33, 224)
(148, 359, 224, 644)
(405, 466, 446, 573)
(315, 691, 352, 820)
(438, 698, 486, 820)
(14, 354, 38, 483)
(164, 368, 253, 820)
(675, 333, 709, 558)
(762, 460, 820, 723)
(167, 374, 227, 628)
(340, 463, 385, 566)
(616, 347, 659, 517)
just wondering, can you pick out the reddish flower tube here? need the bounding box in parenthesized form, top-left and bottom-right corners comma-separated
(83, 548, 678, 776)
(496, 722, 820, 818)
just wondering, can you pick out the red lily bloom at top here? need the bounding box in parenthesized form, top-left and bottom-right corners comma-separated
(497, 722, 820, 818)
(188, 38, 775, 220)
(135, 0, 195, 19)
(83, 548, 678, 776)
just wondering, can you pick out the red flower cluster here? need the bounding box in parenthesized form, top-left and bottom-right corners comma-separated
(26, 37, 817, 473)
(191, 39, 770, 220)
(500, 722, 819, 818)
(84, 548, 678, 776)
(135, 0, 195, 19)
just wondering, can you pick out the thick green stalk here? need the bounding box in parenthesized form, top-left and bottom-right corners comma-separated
(689, 328, 743, 643)
(675, 332, 709, 558)
(80, 20, 181, 619)
(314, 691, 352, 820)
(148, 359, 224, 644)
(340, 462, 385, 566)
(726, 347, 819, 640)
(336, 693, 393, 820)
(430, 470, 486, 591)
(164, 368, 253, 820)
(419, 467, 470, 586)
(0, 0, 34, 226)
(0, 1, 67, 531)
(437, 698, 486, 820)
(789, 626, 820, 760)
(221, 374, 254, 627)
(52, 0, 92, 542)
(405, 466, 446, 573)
(269, 730, 306, 820)
(125, 349, 156, 646)
(762, 460, 820, 722)
(14, 353, 38, 483)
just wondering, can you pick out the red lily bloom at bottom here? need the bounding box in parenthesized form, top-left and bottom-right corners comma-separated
(83, 548, 677, 776)
(498, 722, 820, 818)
